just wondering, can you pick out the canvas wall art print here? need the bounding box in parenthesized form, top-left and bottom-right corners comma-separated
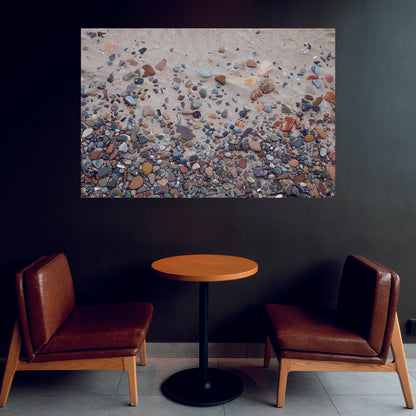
(81, 28, 335, 198)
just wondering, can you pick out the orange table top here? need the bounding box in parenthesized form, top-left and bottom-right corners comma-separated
(151, 254, 258, 282)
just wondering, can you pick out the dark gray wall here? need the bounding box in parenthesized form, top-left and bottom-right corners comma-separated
(2, 0, 415, 351)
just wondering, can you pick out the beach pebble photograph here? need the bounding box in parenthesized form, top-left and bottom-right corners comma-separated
(81, 28, 335, 198)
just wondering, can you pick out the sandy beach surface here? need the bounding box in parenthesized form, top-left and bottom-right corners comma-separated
(81, 28, 335, 198)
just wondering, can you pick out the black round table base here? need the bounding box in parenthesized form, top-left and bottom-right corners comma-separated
(162, 368, 243, 407)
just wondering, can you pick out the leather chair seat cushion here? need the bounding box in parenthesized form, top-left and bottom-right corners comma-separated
(265, 304, 377, 357)
(41, 302, 153, 354)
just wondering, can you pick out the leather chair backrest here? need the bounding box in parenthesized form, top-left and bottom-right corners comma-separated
(16, 253, 75, 359)
(336, 255, 397, 356)
(363, 257, 400, 363)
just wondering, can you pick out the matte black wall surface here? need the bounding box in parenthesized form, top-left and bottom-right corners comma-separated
(2, 0, 415, 352)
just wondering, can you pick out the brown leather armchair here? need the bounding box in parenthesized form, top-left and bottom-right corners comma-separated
(264, 255, 414, 409)
(0, 253, 153, 407)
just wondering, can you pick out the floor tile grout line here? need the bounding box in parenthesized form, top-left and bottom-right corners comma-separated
(107, 395, 116, 416)
(315, 372, 342, 416)
(115, 370, 124, 396)
(108, 370, 124, 414)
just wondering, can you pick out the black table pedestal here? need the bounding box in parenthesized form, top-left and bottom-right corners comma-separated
(162, 367, 243, 407)
(161, 282, 243, 407)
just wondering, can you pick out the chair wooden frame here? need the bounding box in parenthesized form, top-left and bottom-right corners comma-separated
(264, 313, 414, 408)
(0, 320, 148, 407)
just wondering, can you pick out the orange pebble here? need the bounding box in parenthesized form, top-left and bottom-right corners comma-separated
(251, 89, 263, 101)
(328, 163, 336, 182)
(324, 91, 336, 104)
(140, 146, 152, 153)
(257, 104, 264, 112)
(307, 75, 319, 80)
(208, 113, 217, 119)
(304, 134, 315, 142)
(242, 76, 256, 86)
(280, 116, 295, 132)
(105, 42, 116, 52)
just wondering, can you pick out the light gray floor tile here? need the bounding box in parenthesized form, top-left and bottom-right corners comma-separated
(6, 370, 122, 397)
(407, 358, 416, 372)
(2, 358, 415, 415)
(117, 358, 217, 396)
(0, 394, 114, 416)
(317, 370, 416, 395)
(218, 358, 327, 403)
(330, 394, 416, 415)
(110, 394, 225, 416)
(224, 395, 339, 416)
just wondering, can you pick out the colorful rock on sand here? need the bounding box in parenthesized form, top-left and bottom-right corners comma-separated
(81, 29, 336, 198)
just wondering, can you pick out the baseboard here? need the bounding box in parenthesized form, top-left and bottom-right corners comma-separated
(145, 342, 265, 358)
(146, 343, 416, 359)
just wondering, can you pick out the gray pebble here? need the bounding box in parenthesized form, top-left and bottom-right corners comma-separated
(254, 167, 264, 177)
(192, 99, 202, 109)
(293, 138, 303, 148)
(97, 166, 112, 177)
(92, 159, 104, 169)
(125, 96, 136, 106)
(126, 84, 137, 93)
(118, 143, 128, 152)
(122, 72, 136, 81)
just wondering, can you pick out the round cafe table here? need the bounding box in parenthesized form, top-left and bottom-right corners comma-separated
(151, 254, 258, 407)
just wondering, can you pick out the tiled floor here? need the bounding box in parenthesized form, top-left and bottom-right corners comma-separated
(1, 358, 415, 415)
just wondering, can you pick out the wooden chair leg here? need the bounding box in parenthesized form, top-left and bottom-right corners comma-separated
(139, 340, 147, 366)
(391, 314, 414, 409)
(123, 356, 138, 406)
(264, 335, 271, 368)
(276, 358, 291, 408)
(0, 321, 22, 407)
